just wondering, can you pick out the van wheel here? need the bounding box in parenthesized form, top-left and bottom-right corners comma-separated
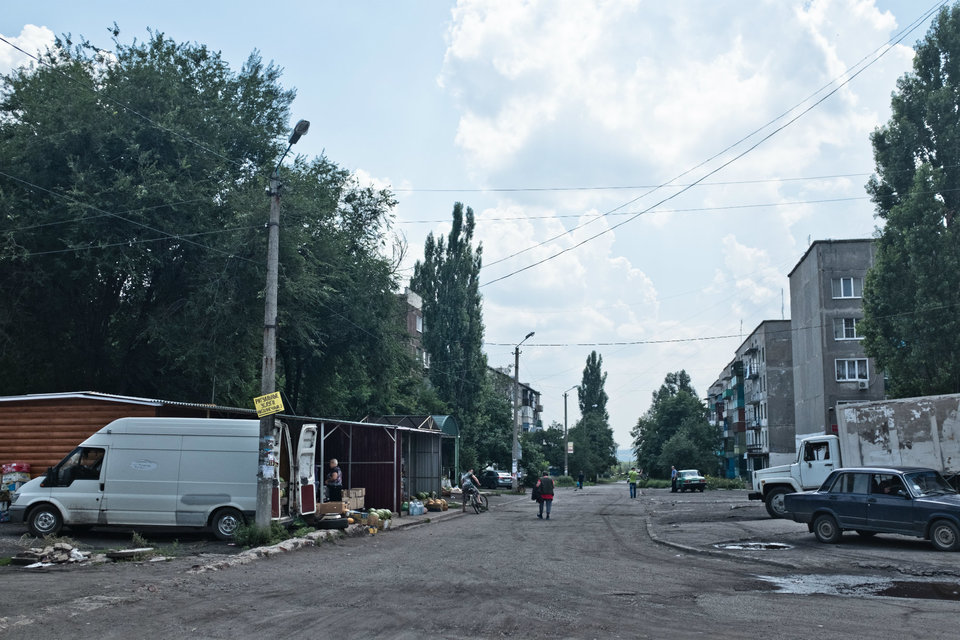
(212, 508, 244, 541)
(28, 505, 63, 537)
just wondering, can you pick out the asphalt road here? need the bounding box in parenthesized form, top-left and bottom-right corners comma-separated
(3, 484, 960, 639)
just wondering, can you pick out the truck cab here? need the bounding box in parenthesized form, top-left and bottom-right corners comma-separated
(749, 435, 839, 518)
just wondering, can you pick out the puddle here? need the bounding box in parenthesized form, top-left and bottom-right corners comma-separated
(714, 542, 792, 551)
(759, 574, 960, 601)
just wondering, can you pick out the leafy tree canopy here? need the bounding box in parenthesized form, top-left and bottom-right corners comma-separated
(567, 351, 616, 479)
(0, 29, 421, 418)
(863, 5, 960, 396)
(632, 371, 717, 477)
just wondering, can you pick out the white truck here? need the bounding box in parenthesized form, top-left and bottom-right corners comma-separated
(749, 393, 960, 518)
(9, 417, 317, 539)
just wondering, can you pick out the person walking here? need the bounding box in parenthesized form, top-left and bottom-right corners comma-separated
(577, 469, 584, 491)
(536, 470, 555, 519)
(628, 467, 638, 499)
(670, 465, 678, 493)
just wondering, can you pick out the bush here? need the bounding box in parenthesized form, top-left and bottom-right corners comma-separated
(705, 475, 746, 490)
(638, 478, 671, 489)
(233, 522, 290, 548)
(554, 475, 575, 487)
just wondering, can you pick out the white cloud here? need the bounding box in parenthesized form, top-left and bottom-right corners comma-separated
(0, 25, 55, 75)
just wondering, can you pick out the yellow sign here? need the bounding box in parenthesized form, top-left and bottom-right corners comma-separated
(254, 392, 284, 417)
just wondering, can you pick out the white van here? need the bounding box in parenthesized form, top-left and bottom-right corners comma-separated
(9, 417, 317, 539)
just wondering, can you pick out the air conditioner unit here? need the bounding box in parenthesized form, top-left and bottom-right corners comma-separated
(857, 380, 869, 390)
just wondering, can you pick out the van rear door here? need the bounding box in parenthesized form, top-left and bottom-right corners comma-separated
(295, 425, 318, 515)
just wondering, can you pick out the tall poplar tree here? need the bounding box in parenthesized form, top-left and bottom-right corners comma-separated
(863, 5, 960, 396)
(567, 351, 616, 479)
(410, 202, 493, 468)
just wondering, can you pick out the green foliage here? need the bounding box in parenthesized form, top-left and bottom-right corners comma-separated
(410, 202, 490, 465)
(633, 371, 719, 476)
(638, 478, 671, 489)
(233, 522, 290, 548)
(554, 475, 575, 487)
(566, 352, 616, 479)
(863, 5, 960, 396)
(0, 30, 425, 417)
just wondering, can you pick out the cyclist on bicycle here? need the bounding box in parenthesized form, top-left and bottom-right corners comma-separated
(461, 468, 481, 498)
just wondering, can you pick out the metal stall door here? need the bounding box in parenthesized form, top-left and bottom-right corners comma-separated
(295, 424, 318, 515)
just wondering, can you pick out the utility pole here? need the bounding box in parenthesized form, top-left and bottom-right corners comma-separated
(256, 120, 309, 528)
(511, 331, 535, 492)
(563, 385, 577, 477)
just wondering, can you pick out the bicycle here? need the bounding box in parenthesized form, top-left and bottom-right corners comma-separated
(463, 485, 488, 513)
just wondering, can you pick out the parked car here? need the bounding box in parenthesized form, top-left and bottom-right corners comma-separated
(480, 469, 512, 489)
(676, 469, 706, 492)
(784, 466, 960, 551)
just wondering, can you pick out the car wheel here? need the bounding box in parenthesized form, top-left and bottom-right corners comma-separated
(929, 519, 960, 551)
(855, 530, 877, 538)
(698, 487, 705, 493)
(764, 487, 789, 519)
(813, 514, 841, 544)
(28, 504, 63, 537)
(211, 507, 244, 541)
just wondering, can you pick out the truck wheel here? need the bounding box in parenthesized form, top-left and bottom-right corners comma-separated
(929, 520, 960, 551)
(764, 488, 789, 518)
(212, 508, 245, 541)
(28, 504, 63, 537)
(813, 514, 841, 544)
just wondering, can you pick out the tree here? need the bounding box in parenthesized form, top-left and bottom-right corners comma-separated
(567, 351, 616, 479)
(632, 371, 717, 477)
(863, 5, 960, 396)
(0, 30, 421, 418)
(410, 202, 490, 469)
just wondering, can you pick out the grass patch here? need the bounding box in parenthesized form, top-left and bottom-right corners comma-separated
(0, 557, 11, 567)
(638, 478, 671, 489)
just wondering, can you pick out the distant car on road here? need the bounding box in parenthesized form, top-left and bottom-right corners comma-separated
(480, 469, 512, 489)
(676, 469, 706, 492)
(784, 466, 960, 551)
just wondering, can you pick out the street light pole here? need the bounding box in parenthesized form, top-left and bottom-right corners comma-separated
(563, 384, 577, 477)
(257, 120, 309, 529)
(512, 331, 535, 492)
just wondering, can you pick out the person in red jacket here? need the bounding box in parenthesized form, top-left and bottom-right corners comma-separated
(536, 470, 555, 520)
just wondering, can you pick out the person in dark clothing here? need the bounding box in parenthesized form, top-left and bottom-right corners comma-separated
(577, 470, 584, 491)
(536, 471, 555, 519)
(325, 458, 343, 502)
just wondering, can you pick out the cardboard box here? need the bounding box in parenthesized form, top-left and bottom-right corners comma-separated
(317, 501, 346, 514)
(342, 487, 365, 498)
(345, 496, 364, 510)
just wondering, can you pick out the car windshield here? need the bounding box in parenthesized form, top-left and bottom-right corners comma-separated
(904, 470, 957, 497)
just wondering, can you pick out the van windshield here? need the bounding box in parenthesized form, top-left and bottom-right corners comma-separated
(50, 446, 105, 486)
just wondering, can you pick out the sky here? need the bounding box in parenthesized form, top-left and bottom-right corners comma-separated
(0, 0, 945, 454)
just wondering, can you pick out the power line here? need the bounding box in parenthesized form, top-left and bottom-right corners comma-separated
(0, 169, 257, 263)
(479, 0, 947, 279)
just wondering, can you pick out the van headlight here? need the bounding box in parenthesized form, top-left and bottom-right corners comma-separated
(10, 491, 20, 504)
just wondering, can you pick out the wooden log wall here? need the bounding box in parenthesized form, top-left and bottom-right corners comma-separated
(0, 399, 157, 477)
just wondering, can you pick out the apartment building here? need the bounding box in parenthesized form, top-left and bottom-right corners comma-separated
(788, 239, 884, 440)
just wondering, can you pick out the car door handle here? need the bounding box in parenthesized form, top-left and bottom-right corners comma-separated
(867, 498, 877, 503)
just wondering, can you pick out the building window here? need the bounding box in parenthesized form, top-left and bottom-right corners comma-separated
(831, 277, 863, 299)
(415, 314, 423, 333)
(836, 358, 868, 381)
(833, 317, 863, 340)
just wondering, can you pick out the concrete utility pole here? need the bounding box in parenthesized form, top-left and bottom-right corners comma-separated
(563, 385, 577, 477)
(512, 331, 535, 492)
(257, 120, 309, 528)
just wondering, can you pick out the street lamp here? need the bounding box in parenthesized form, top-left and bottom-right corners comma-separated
(257, 119, 310, 528)
(512, 331, 535, 492)
(563, 385, 577, 477)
